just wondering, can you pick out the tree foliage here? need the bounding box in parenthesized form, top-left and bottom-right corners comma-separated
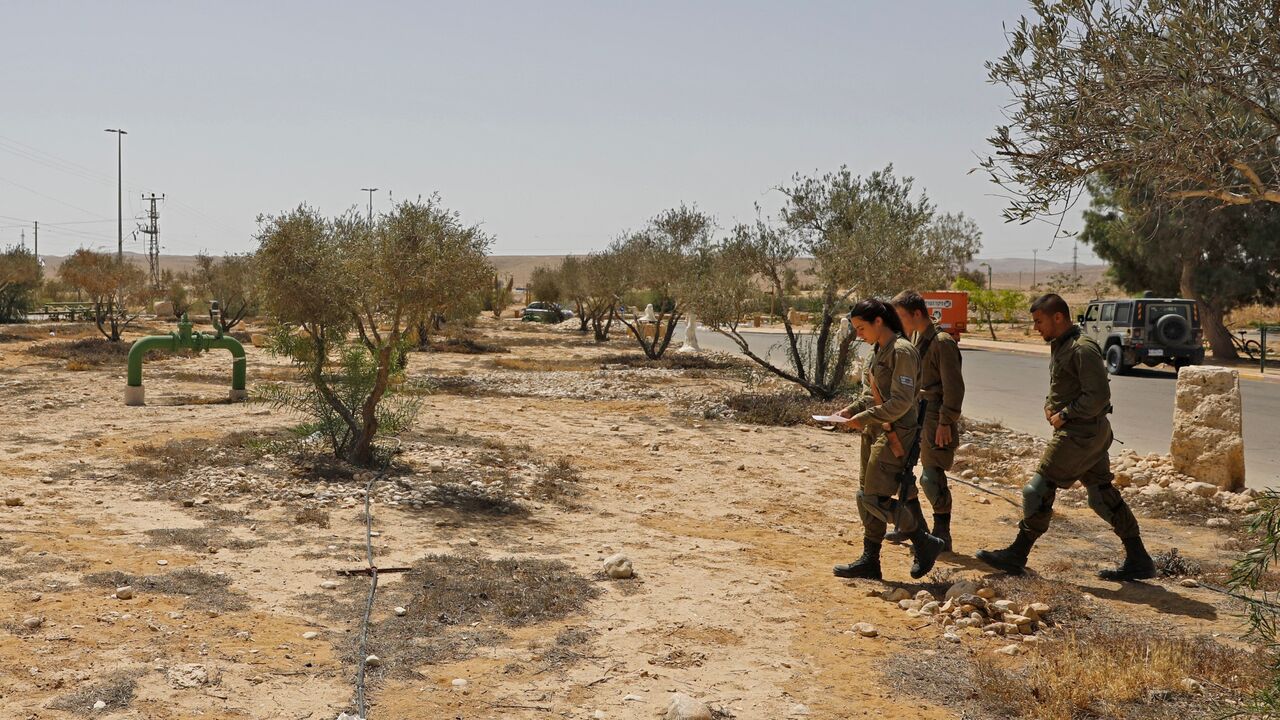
(527, 265, 562, 305)
(1079, 178, 1280, 359)
(57, 249, 146, 341)
(0, 245, 41, 322)
(480, 272, 515, 319)
(986, 0, 1280, 223)
(694, 166, 981, 399)
(954, 277, 1026, 341)
(255, 198, 491, 466)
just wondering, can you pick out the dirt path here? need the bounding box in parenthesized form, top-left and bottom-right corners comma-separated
(0, 321, 1255, 719)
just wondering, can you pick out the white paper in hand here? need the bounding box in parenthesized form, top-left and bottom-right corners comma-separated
(811, 414, 852, 424)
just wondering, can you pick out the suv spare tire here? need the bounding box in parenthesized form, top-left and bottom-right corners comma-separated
(1155, 313, 1190, 345)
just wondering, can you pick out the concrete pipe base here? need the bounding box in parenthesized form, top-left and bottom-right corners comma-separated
(124, 385, 145, 407)
(228, 388, 247, 402)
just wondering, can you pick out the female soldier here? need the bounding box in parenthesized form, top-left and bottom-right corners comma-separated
(833, 298, 946, 581)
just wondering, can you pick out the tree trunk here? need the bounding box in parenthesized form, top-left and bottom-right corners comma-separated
(1179, 257, 1237, 360)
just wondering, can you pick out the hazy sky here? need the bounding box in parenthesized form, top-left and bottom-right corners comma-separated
(0, 1, 1098, 264)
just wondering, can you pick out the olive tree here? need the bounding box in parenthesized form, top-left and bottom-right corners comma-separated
(613, 205, 714, 359)
(694, 166, 981, 400)
(256, 198, 492, 466)
(193, 252, 257, 332)
(0, 245, 41, 322)
(58, 249, 146, 341)
(986, 0, 1280, 222)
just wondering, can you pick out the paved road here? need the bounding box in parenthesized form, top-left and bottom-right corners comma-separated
(687, 326, 1280, 489)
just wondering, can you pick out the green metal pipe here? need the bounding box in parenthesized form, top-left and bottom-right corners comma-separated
(125, 313, 248, 406)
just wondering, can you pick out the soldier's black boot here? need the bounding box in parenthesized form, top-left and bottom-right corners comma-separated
(976, 530, 1036, 576)
(909, 528, 946, 579)
(885, 500, 928, 544)
(1098, 536, 1157, 581)
(834, 539, 882, 580)
(932, 513, 953, 553)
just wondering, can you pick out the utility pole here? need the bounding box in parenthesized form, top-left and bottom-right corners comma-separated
(33, 221, 37, 260)
(104, 128, 127, 262)
(1072, 241, 1078, 276)
(361, 187, 378, 223)
(139, 193, 164, 287)
(1032, 249, 1038, 288)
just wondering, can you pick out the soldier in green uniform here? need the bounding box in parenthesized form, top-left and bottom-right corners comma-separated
(977, 293, 1155, 581)
(832, 298, 946, 581)
(887, 290, 964, 552)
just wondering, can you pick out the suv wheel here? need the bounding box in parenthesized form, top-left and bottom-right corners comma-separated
(1105, 345, 1129, 375)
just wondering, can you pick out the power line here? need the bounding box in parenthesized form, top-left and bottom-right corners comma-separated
(0, 175, 112, 219)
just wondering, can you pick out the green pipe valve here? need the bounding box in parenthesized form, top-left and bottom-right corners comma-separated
(124, 313, 246, 406)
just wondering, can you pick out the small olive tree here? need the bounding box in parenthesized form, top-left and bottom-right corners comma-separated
(613, 205, 713, 359)
(256, 198, 491, 466)
(58, 249, 146, 341)
(0, 245, 41, 322)
(694, 166, 981, 400)
(194, 252, 257, 331)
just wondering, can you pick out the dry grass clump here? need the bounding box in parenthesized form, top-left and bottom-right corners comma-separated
(145, 527, 259, 552)
(489, 356, 598, 372)
(82, 568, 246, 610)
(987, 575, 1099, 625)
(293, 507, 330, 528)
(28, 337, 185, 367)
(356, 554, 599, 677)
(597, 353, 745, 372)
(46, 670, 142, 715)
(725, 392, 840, 427)
(428, 335, 509, 354)
(974, 626, 1264, 720)
(123, 430, 289, 482)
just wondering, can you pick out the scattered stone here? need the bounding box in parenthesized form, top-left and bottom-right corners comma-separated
(302, 631, 319, 640)
(320, 580, 339, 590)
(603, 554, 634, 579)
(976, 587, 997, 600)
(945, 581, 980, 599)
(468, 537, 479, 547)
(115, 586, 133, 600)
(881, 587, 911, 603)
(22, 616, 43, 630)
(943, 632, 961, 643)
(1179, 578, 1201, 588)
(394, 606, 407, 616)
(1181, 678, 1204, 694)
(853, 622, 878, 638)
(364, 655, 382, 668)
(665, 693, 714, 720)
(166, 663, 210, 688)
(1186, 482, 1220, 498)
(995, 644, 1022, 656)
(1206, 517, 1231, 528)
(452, 678, 468, 687)
(4, 497, 24, 507)
(93, 700, 107, 710)
(156, 560, 168, 566)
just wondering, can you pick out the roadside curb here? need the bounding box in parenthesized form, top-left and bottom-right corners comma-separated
(959, 338, 1280, 385)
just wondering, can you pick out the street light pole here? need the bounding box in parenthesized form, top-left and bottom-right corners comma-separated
(361, 188, 378, 223)
(1032, 249, 1038, 289)
(104, 129, 127, 262)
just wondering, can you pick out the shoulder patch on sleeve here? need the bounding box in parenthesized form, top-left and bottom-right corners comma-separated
(899, 374, 914, 387)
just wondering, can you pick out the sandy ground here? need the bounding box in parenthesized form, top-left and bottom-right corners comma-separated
(0, 318, 1257, 719)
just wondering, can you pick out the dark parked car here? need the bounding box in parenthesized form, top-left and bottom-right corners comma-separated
(521, 302, 574, 323)
(1080, 297, 1204, 375)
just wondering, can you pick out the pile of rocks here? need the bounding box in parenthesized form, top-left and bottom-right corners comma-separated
(873, 580, 1052, 651)
(427, 368, 681, 402)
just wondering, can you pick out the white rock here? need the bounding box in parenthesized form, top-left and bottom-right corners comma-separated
(1186, 481, 1220, 498)
(156, 559, 168, 566)
(882, 587, 911, 603)
(364, 655, 382, 668)
(853, 622, 878, 638)
(945, 581, 981, 600)
(1180, 578, 1201, 588)
(451, 678, 468, 687)
(995, 643, 1021, 656)
(93, 700, 107, 710)
(115, 586, 133, 600)
(1181, 677, 1203, 694)
(665, 693, 714, 720)
(1206, 517, 1230, 528)
(320, 580, 338, 590)
(602, 553, 633, 579)
(394, 606, 407, 616)
(468, 537, 479, 547)
(1171, 366, 1245, 490)
(302, 631, 319, 640)
(22, 616, 42, 630)
(943, 632, 961, 643)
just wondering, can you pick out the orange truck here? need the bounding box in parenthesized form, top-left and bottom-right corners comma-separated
(922, 290, 968, 340)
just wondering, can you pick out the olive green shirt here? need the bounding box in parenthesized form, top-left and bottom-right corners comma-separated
(914, 322, 965, 427)
(849, 335, 920, 435)
(1045, 326, 1111, 422)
